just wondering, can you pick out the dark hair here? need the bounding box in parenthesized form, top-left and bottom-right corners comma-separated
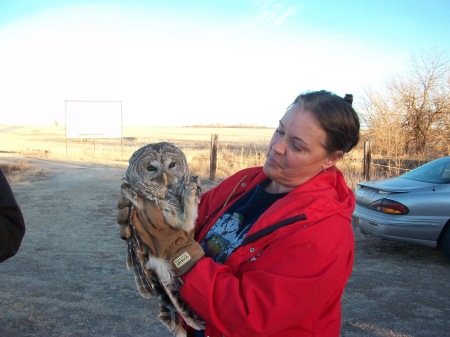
(291, 90, 360, 154)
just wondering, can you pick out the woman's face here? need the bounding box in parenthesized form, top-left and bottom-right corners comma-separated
(263, 104, 341, 192)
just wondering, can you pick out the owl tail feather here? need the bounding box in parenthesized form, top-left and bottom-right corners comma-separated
(147, 256, 205, 332)
(156, 276, 205, 332)
(158, 300, 186, 337)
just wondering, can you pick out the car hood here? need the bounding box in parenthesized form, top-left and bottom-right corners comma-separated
(357, 177, 440, 193)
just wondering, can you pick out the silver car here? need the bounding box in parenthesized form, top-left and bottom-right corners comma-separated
(353, 156, 450, 260)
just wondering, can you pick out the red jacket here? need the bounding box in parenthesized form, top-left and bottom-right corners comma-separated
(181, 166, 355, 337)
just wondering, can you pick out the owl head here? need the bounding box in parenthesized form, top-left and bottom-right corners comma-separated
(125, 142, 190, 201)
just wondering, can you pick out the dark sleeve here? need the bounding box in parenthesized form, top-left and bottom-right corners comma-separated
(0, 169, 25, 263)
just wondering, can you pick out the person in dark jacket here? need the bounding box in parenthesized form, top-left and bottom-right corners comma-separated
(118, 90, 360, 336)
(0, 168, 25, 263)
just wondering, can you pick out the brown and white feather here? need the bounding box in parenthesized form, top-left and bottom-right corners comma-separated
(122, 142, 204, 336)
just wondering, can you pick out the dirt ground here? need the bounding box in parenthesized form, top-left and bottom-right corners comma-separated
(0, 155, 449, 337)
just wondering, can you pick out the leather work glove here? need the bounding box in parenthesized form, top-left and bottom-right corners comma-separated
(131, 198, 204, 276)
(116, 183, 204, 276)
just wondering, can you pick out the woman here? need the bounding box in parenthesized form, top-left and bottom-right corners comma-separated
(119, 90, 360, 337)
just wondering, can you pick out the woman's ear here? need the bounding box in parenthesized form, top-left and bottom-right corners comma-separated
(323, 150, 344, 170)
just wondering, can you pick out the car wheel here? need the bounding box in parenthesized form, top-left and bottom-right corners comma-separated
(439, 222, 450, 261)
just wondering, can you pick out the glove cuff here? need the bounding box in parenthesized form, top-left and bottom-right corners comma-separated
(171, 241, 204, 276)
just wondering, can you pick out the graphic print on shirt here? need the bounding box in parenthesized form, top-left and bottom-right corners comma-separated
(201, 182, 288, 264)
(202, 212, 251, 263)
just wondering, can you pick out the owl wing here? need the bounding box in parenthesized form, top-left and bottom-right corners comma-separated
(121, 182, 160, 298)
(126, 225, 188, 335)
(126, 229, 156, 298)
(125, 204, 205, 336)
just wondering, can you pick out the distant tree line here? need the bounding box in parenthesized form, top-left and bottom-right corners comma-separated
(360, 49, 450, 161)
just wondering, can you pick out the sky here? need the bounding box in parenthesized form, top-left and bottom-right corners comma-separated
(0, 0, 449, 127)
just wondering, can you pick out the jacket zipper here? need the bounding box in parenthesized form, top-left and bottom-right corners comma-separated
(240, 214, 307, 246)
(198, 177, 249, 238)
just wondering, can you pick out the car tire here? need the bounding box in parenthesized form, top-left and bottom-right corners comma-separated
(439, 222, 450, 261)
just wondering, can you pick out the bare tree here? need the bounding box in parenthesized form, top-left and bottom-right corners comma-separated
(391, 50, 450, 156)
(362, 49, 450, 159)
(361, 87, 405, 170)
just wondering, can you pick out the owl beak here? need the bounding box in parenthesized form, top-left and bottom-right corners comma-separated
(162, 172, 168, 186)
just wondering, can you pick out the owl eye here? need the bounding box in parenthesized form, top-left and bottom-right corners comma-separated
(169, 162, 176, 169)
(146, 165, 157, 172)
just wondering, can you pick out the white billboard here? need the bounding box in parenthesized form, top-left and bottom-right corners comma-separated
(65, 100, 122, 139)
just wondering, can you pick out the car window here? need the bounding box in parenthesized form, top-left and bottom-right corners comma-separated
(401, 158, 450, 184)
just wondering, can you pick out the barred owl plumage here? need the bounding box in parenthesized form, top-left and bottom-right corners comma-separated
(125, 141, 199, 232)
(121, 142, 204, 336)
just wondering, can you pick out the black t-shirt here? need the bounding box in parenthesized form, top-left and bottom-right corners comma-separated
(201, 181, 287, 263)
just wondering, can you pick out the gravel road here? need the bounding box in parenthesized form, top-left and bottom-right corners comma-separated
(0, 156, 449, 337)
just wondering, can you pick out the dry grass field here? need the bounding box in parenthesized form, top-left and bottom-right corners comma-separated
(0, 124, 275, 191)
(0, 124, 365, 188)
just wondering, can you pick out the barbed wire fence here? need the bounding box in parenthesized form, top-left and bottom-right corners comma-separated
(362, 141, 428, 181)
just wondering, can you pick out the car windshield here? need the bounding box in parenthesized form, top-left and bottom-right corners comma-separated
(401, 157, 450, 184)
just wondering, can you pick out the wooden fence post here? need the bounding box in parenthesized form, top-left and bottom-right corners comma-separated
(209, 134, 218, 180)
(363, 141, 371, 181)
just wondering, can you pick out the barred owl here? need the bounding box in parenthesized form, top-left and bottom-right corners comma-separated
(121, 142, 204, 337)
(124, 141, 200, 232)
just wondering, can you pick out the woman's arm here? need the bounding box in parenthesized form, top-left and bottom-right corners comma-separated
(0, 170, 25, 263)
